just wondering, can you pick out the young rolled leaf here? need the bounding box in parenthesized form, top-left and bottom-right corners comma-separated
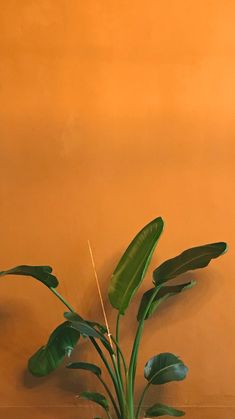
(153, 242, 227, 286)
(144, 353, 188, 385)
(0, 265, 58, 288)
(66, 362, 101, 377)
(108, 217, 164, 314)
(145, 403, 185, 417)
(137, 280, 196, 321)
(28, 321, 80, 376)
(79, 392, 109, 411)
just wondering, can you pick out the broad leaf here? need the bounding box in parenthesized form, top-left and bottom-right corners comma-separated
(144, 353, 188, 385)
(66, 362, 101, 376)
(108, 217, 164, 314)
(79, 392, 109, 411)
(28, 321, 80, 376)
(145, 403, 185, 417)
(153, 242, 227, 286)
(0, 265, 58, 288)
(137, 280, 196, 321)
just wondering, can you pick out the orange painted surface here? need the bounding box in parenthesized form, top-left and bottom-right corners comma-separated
(0, 1, 234, 418)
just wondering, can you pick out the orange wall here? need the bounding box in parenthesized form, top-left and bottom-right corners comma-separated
(0, 1, 234, 418)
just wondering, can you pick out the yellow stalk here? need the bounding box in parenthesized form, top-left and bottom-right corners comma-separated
(88, 240, 113, 349)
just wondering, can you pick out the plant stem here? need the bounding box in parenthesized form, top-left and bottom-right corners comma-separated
(98, 375, 121, 419)
(111, 335, 127, 375)
(127, 286, 161, 419)
(50, 287, 76, 313)
(92, 339, 123, 417)
(116, 313, 122, 376)
(49, 287, 121, 418)
(111, 353, 126, 415)
(136, 381, 151, 419)
(106, 411, 113, 419)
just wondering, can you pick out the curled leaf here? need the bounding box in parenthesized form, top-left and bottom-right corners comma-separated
(0, 265, 58, 288)
(137, 280, 196, 321)
(144, 353, 188, 385)
(79, 392, 109, 411)
(153, 242, 227, 286)
(66, 362, 101, 376)
(28, 321, 80, 376)
(145, 403, 185, 417)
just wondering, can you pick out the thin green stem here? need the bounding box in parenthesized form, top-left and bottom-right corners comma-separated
(98, 375, 120, 419)
(136, 381, 151, 419)
(111, 335, 127, 375)
(110, 353, 126, 415)
(92, 338, 123, 416)
(49, 287, 121, 418)
(116, 314, 122, 377)
(50, 287, 76, 313)
(106, 411, 113, 419)
(127, 286, 161, 419)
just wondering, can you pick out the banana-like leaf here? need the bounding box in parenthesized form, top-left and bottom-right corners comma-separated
(28, 321, 80, 376)
(0, 265, 58, 288)
(108, 217, 164, 314)
(66, 362, 101, 376)
(153, 242, 227, 286)
(144, 353, 188, 385)
(137, 280, 196, 321)
(145, 403, 185, 417)
(79, 392, 109, 411)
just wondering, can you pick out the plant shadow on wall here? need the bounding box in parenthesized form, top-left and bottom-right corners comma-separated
(0, 217, 227, 419)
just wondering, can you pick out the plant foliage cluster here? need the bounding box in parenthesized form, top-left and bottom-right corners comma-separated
(0, 217, 227, 419)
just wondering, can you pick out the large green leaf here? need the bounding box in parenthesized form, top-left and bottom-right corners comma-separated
(66, 362, 101, 376)
(108, 217, 164, 314)
(28, 321, 80, 376)
(137, 280, 196, 321)
(79, 392, 109, 411)
(153, 242, 227, 286)
(144, 353, 188, 385)
(145, 403, 185, 417)
(0, 265, 58, 288)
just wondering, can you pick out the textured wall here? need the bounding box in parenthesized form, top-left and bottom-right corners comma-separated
(0, 1, 234, 418)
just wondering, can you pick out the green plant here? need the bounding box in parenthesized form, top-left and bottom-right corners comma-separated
(0, 217, 227, 419)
